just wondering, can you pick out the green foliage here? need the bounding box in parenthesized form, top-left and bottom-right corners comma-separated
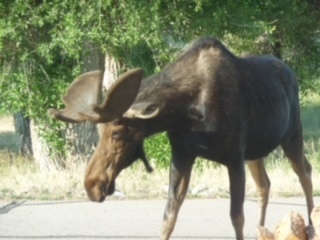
(300, 93, 320, 141)
(0, 0, 319, 163)
(144, 133, 171, 168)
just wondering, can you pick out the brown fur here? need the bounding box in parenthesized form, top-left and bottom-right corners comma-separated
(49, 38, 314, 240)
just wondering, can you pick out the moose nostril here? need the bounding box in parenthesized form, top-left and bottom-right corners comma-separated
(95, 184, 106, 202)
(84, 179, 107, 202)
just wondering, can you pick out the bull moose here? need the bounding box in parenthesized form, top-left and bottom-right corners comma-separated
(48, 38, 314, 240)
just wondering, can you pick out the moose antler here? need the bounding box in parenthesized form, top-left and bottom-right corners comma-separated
(48, 70, 103, 123)
(48, 68, 144, 123)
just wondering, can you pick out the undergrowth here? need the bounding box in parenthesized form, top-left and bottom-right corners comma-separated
(0, 94, 320, 201)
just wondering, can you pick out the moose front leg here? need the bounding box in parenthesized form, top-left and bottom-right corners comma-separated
(227, 159, 246, 240)
(161, 160, 194, 240)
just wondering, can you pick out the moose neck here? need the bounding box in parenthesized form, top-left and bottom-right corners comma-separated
(131, 71, 198, 137)
(123, 106, 189, 138)
(145, 111, 189, 137)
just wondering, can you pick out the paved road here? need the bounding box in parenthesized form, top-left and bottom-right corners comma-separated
(0, 197, 319, 240)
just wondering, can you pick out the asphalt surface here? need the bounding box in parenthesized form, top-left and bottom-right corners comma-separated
(0, 197, 319, 240)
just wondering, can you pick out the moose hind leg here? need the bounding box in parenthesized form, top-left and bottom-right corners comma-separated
(247, 158, 270, 226)
(281, 125, 314, 225)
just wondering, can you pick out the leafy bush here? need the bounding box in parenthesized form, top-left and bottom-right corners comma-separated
(0, 1, 319, 162)
(144, 133, 171, 168)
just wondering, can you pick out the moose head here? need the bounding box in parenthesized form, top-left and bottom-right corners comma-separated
(48, 69, 157, 202)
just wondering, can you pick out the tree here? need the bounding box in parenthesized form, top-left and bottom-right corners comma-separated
(13, 112, 32, 156)
(0, 0, 319, 169)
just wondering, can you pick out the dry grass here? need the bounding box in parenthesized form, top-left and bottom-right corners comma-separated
(1, 151, 320, 201)
(1, 93, 320, 201)
(0, 152, 86, 200)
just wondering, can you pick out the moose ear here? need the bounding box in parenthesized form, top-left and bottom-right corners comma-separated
(124, 102, 162, 119)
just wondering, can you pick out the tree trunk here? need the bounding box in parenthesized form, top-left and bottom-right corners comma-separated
(64, 121, 99, 164)
(30, 119, 59, 171)
(63, 42, 104, 164)
(30, 43, 120, 171)
(256, 30, 282, 60)
(64, 45, 120, 165)
(103, 53, 120, 90)
(13, 112, 33, 156)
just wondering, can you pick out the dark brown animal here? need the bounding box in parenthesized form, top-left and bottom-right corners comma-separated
(48, 38, 314, 240)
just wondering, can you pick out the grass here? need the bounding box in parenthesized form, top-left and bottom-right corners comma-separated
(0, 94, 320, 201)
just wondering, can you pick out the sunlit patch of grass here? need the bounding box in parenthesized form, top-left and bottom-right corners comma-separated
(0, 132, 19, 152)
(1, 149, 320, 201)
(245, 137, 320, 199)
(0, 115, 18, 152)
(301, 93, 320, 141)
(0, 152, 87, 200)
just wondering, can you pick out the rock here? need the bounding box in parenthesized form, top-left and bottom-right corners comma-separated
(191, 185, 208, 195)
(162, 185, 169, 193)
(311, 205, 320, 239)
(112, 190, 126, 198)
(257, 225, 274, 240)
(274, 211, 307, 240)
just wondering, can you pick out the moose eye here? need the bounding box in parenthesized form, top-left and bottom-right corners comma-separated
(112, 131, 122, 140)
